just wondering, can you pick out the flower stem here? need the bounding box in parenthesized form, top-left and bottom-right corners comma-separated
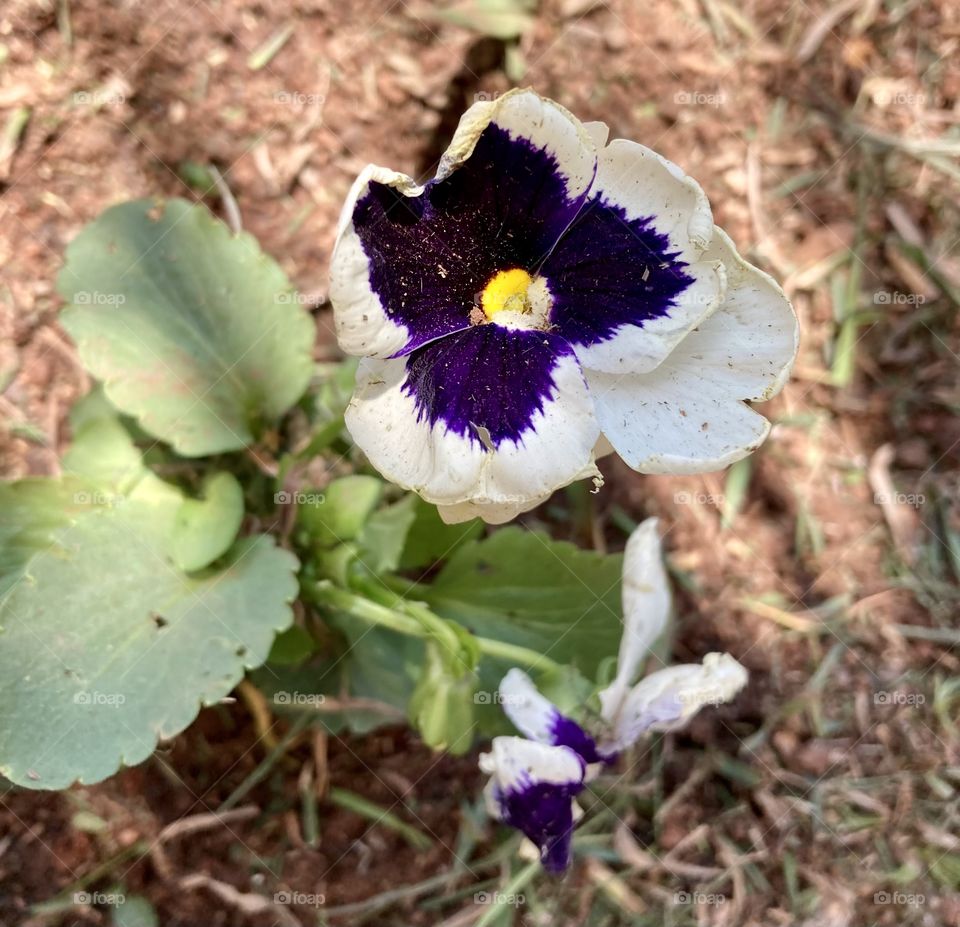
(308, 581, 563, 674)
(351, 574, 469, 668)
(308, 581, 421, 636)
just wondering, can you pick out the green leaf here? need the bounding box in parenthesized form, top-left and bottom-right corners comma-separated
(171, 472, 245, 571)
(253, 627, 418, 736)
(398, 498, 484, 571)
(0, 479, 80, 598)
(421, 527, 624, 680)
(358, 494, 418, 574)
(338, 626, 421, 716)
(58, 198, 315, 456)
(111, 895, 159, 927)
(63, 389, 147, 495)
(313, 358, 357, 423)
(267, 625, 317, 666)
(536, 663, 596, 717)
(0, 477, 298, 789)
(296, 475, 383, 547)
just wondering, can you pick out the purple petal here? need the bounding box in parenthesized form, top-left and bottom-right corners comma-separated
(351, 124, 592, 357)
(480, 737, 586, 874)
(402, 325, 577, 448)
(541, 196, 695, 352)
(495, 778, 581, 873)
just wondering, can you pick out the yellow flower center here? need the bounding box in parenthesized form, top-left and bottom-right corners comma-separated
(480, 268, 533, 320)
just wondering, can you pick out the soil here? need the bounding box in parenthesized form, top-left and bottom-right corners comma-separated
(2, 0, 959, 925)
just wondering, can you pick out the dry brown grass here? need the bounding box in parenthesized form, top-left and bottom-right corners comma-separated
(1, 0, 958, 925)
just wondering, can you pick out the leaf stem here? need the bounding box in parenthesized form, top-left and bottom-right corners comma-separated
(309, 581, 563, 674)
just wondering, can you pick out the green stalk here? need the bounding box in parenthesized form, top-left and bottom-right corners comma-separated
(353, 574, 468, 666)
(309, 581, 563, 674)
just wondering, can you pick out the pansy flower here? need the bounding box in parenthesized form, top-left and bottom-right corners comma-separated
(478, 519, 748, 872)
(330, 89, 798, 524)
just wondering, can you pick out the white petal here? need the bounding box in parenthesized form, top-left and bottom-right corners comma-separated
(603, 653, 748, 752)
(589, 368, 771, 475)
(593, 138, 715, 258)
(482, 777, 503, 820)
(454, 348, 600, 511)
(436, 494, 547, 526)
(582, 120, 610, 150)
(689, 226, 799, 401)
(437, 88, 598, 201)
(498, 668, 565, 744)
(436, 456, 598, 525)
(569, 137, 721, 376)
(587, 225, 796, 475)
(571, 260, 727, 376)
(345, 356, 486, 505)
(346, 349, 600, 518)
(479, 736, 585, 793)
(329, 165, 426, 358)
(597, 518, 671, 721)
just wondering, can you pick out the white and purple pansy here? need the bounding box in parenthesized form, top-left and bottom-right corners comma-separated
(478, 519, 748, 873)
(329, 89, 799, 525)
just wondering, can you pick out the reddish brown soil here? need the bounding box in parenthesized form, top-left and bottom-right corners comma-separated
(2, 0, 959, 925)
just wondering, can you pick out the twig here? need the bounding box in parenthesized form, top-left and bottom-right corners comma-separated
(179, 873, 299, 927)
(158, 805, 260, 843)
(236, 678, 279, 750)
(208, 164, 242, 234)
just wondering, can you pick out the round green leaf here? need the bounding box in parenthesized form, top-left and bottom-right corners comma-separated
(58, 198, 315, 456)
(296, 474, 382, 546)
(171, 471, 245, 572)
(0, 479, 298, 789)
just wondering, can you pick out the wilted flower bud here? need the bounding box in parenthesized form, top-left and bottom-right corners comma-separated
(408, 642, 476, 755)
